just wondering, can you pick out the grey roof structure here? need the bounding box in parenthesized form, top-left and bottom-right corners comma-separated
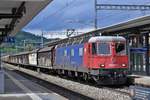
(0, 0, 52, 44)
(90, 15, 150, 34)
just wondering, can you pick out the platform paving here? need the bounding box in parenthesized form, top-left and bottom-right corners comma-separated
(129, 74, 150, 86)
(0, 63, 67, 100)
(0, 70, 4, 94)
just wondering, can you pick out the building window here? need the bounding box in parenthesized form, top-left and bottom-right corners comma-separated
(64, 50, 67, 56)
(71, 49, 74, 56)
(79, 48, 83, 56)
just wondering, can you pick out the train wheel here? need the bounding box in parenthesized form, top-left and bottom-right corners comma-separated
(76, 72, 82, 81)
(68, 71, 72, 77)
(91, 75, 99, 83)
(83, 73, 89, 82)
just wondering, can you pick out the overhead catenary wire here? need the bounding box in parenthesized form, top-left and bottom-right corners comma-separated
(35, 0, 95, 31)
(39, 0, 77, 24)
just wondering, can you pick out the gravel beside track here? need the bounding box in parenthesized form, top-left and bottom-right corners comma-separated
(5, 63, 132, 100)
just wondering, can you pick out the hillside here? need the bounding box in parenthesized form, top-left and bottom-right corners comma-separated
(15, 31, 49, 44)
(1, 31, 53, 54)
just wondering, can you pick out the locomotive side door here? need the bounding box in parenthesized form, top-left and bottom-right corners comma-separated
(91, 43, 97, 68)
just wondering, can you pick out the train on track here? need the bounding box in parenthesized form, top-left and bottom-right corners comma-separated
(2, 34, 128, 85)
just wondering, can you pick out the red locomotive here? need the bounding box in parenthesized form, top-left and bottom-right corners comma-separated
(83, 36, 128, 84)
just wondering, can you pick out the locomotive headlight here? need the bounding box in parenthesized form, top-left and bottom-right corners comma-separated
(122, 64, 126, 67)
(100, 64, 105, 67)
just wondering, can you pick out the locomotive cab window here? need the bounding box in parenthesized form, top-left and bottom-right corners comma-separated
(115, 42, 126, 55)
(92, 43, 97, 55)
(97, 43, 110, 55)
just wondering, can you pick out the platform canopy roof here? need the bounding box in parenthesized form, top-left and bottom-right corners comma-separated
(93, 15, 150, 35)
(0, 0, 52, 44)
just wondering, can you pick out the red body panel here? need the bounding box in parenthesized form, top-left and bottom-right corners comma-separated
(87, 55, 128, 69)
(83, 43, 91, 68)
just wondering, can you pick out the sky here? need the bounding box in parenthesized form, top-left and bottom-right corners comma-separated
(23, 0, 150, 38)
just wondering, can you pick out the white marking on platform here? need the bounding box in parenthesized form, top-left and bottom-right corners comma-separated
(0, 93, 53, 97)
(5, 72, 42, 100)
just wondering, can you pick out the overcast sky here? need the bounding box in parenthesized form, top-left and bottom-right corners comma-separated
(23, 0, 150, 38)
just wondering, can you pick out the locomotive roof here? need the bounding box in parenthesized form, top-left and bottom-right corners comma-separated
(88, 36, 126, 43)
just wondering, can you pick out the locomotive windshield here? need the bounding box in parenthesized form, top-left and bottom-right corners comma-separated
(97, 43, 110, 55)
(115, 42, 126, 55)
(92, 43, 110, 55)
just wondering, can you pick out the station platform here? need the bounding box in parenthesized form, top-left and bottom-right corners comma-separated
(1, 63, 67, 100)
(128, 74, 150, 87)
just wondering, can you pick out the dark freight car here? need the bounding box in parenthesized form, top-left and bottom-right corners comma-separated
(38, 46, 54, 68)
